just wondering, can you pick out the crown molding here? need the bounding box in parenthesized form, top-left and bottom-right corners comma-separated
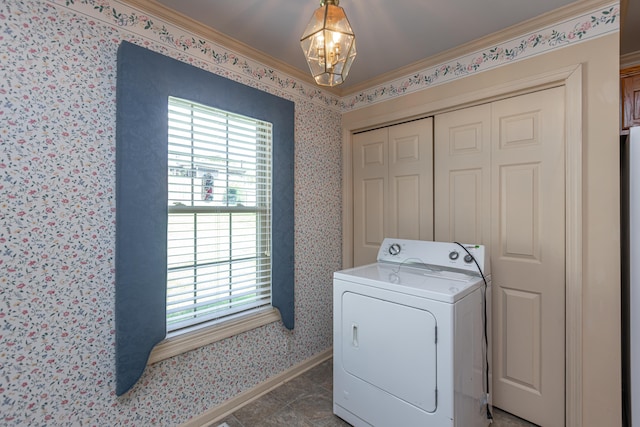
(621, 51, 640, 69)
(122, 0, 615, 98)
(621, 63, 640, 78)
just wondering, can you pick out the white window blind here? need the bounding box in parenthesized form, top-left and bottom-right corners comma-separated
(167, 96, 272, 333)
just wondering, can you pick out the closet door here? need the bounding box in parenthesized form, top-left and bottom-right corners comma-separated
(490, 87, 565, 427)
(352, 118, 433, 266)
(353, 128, 388, 266)
(434, 104, 491, 247)
(388, 119, 434, 242)
(434, 87, 566, 426)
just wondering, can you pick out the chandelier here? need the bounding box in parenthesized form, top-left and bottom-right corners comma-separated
(300, 0, 356, 87)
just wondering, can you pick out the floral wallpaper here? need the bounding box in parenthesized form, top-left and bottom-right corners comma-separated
(52, 0, 343, 112)
(0, 0, 620, 425)
(0, 0, 341, 425)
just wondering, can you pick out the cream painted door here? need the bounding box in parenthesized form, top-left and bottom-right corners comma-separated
(388, 120, 434, 242)
(434, 103, 492, 248)
(491, 87, 565, 426)
(353, 118, 433, 266)
(434, 87, 566, 426)
(353, 127, 388, 265)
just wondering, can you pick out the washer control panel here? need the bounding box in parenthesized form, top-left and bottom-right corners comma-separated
(377, 238, 486, 274)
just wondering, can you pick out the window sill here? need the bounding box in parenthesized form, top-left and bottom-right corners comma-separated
(148, 308, 281, 364)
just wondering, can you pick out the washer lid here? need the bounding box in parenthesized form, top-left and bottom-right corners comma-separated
(334, 262, 485, 303)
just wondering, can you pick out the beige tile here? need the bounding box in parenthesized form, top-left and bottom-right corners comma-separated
(492, 407, 539, 426)
(213, 415, 244, 427)
(226, 358, 538, 427)
(301, 358, 333, 391)
(260, 405, 315, 427)
(232, 392, 285, 426)
(268, 374, 326, 405)
(289, 393, 333, 420)
(312, 415, 353, 427)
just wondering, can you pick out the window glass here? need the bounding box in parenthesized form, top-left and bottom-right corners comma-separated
(166, 97, 273, 332)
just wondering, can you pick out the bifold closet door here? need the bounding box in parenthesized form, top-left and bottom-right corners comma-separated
(490, 87, 565, 427)
(434, 104, 492, 248)
(434, 87, 566, 427)
(352, 118, 433, 266)
(387, 119, 433, 243)
(353, 128, 388, 266)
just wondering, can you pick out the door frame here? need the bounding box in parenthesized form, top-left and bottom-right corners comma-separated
(341, 64, 583, 427)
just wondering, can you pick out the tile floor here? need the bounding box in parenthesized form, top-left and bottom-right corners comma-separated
(216, 358, 538, 427)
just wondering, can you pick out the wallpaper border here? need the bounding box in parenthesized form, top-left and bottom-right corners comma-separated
(51, 0, 619, 112)
(340, 3, 619, 111)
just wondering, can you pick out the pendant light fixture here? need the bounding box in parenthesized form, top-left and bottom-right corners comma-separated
(300, 0, 356, 87)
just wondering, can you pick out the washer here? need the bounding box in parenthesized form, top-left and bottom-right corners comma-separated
(333, 238, 492, 427)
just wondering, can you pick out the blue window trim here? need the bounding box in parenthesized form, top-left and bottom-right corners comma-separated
(115, 41, 295, 396)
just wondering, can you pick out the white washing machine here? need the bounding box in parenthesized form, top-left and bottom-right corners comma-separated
(333, 238, 492, 427)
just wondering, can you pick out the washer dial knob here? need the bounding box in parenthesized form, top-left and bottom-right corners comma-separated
(464, 254, 474, 263)
(449, 251, 459, 260)
(388, 243, 401, 256)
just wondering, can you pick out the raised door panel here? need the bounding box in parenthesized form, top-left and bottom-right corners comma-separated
(491, 86, 566, 427)
(447, 169, 484, 246)
(353, 128, 387, 266)
(499, 164, 540, 261)
(362, 178, 385, 244)
(388, 118, 434, 242)
(392, 175, 421, 239)
(501, 288, 541, 391)
(434, 105, 491, 248)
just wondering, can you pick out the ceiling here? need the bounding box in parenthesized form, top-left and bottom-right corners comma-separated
(153, 0, 639, 93)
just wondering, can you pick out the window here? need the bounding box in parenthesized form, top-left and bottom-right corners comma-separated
(115, 41, 294, 396)
(166, 97, 273, 332)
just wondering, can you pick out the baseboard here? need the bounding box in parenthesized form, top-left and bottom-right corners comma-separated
(180, 348, 334, 427)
